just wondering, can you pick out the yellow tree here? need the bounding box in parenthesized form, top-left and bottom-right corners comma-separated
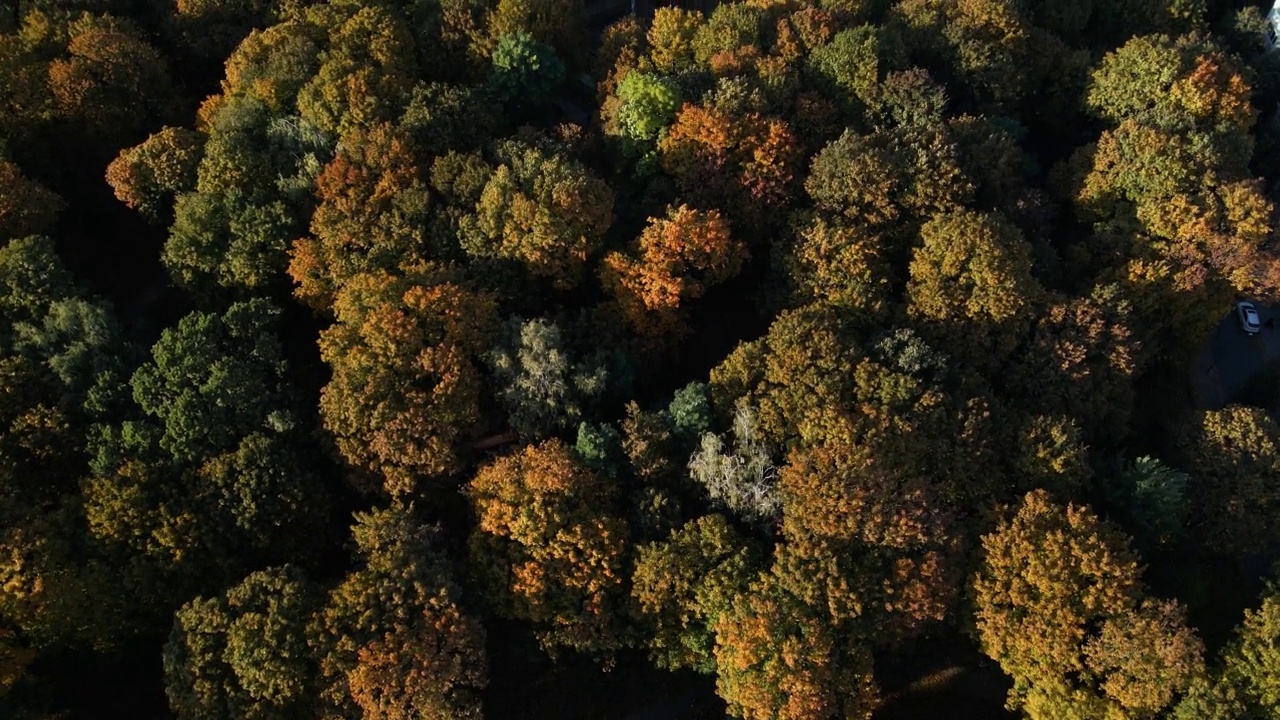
(1178, 405, 1280, 556)
(906, 209, 1043, 365)
(712, 571, 879, 720)
(459, 140, 613, 291)
(974, 490, 1204, 719)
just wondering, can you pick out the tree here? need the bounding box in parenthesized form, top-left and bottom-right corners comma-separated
(319, 270, 496, 496)
(603, 69, 681, 162)
(482, 0, 587, 70)
(0, 161, 62, 240)
(0, 626, 33, 698)
(805, 25, 901, 123)
(398, 82, 501, 158)
(690, 2, 763, 69)
(46, 14, 179, 146)
(711, 571, 879, 720)
(1007, 286, 1140, 442)
(805, 126, 971, 230)
(459, 140, 613, 291)
(106, 127, 205, 223)
(907, 209, 1042, 365)
(289, 123, 432, 310)
(659, 102, 801, 233)
(709, 305, 860, 450)
(487, 32, 564, 115)
(1103, 456, 1188, 549)
(973, 490, 1204, 720)
(164, 0, 283, 67)
(778, 431, 961, 641)
(1077, 35, 1280, 303)
(631, 514, 761, 674)
(890, 0, 1046, 116)
(295, 5, 418, 137)
(311, 506, 487, 720)
(486, 317, 607, 439)
(603, 204, 746, 340)
(780, 212, 892, 324)
(688, 402, 780, 526)
(908, 209, 1040, 325)
(164, 565, 322, 720)
(130, 299, 292, 464)
(647, 6, 701, 75)
(1086, 35, 1251, 135)
(218, 19, 327, 114)
(1211, 583, 1280, 719)
(466, 439, 628, 657)
(1178, 405, 1280, 556)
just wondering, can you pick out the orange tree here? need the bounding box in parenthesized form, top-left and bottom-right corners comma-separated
(318, 269, 496, 497)
(466, 439, 629, 658)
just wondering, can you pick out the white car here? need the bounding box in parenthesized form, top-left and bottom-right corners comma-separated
(1238, 301, 1262, 335)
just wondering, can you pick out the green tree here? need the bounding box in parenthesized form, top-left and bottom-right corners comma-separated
(164, 565, 322, 720)
(603, 69, 681, 166)
(482, 0, 587, 70)
(805, 25, 901, 123)
(130, 299, 292, 464)
(1103, 456, 1188, 549)
(487, 31, 564, 114)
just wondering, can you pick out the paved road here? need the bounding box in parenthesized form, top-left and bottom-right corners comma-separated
(1190, 303, 1280, 409)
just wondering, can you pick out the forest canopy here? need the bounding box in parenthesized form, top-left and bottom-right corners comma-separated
(4, 0, 1280, 719)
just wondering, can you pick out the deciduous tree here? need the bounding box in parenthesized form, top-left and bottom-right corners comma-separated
(631, 514, 761, 674)
(0, 161, 62, 239)
(712, 571, 879, 720)
(319, 270, 496, 496)
(1178, 405, 1280, 556)
(289, 123, 431, 310)
(311, 506, 487, 720)
(974, 490, 1204, 720)
(466, 439, 628, 657)
(459, 140, 613, 291)
(164, 565, 321, 720)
